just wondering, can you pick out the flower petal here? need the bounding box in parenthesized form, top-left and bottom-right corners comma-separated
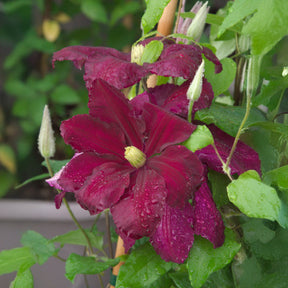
(150, 204, 194, 264)
(111, 168, 167, 238)
(196, 125, 261, 175)
(60, 114, 126, 156)
(75, 161, 133, 214)
(192, 180, 225, 247)
(143, 103, 196, 156)
(88, 79, 145, 149)
(52, 46, 148, 89)
(148, 145, 204, 207)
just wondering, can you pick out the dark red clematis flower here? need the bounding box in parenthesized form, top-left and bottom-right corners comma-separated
(47, 79, 215, 263)
(52, 37, 222, 89)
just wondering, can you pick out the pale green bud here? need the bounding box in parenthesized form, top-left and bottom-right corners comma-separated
(187, 59, 205, 102)
(246, 55, 262, 97)
(187, 1, 209, 41)
(124, 146, 146, 168)
(131, 44, 145, 65)
(282, 66, 288, 77)
(38, 105, 55, 158)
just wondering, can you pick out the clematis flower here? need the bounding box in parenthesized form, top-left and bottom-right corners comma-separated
(52, 37, 222, 90)
(47, 79, 213, 263)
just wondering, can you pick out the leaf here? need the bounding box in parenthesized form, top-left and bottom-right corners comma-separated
(264, 165, 288, 191)
(0, 0, 31, 13)
(0, 247, 35, 275)
(218, 0, 288, 55)
(141, 40, 164, 64)
(0, 170, 15, 198)
(50, 84, 80, 105)
(65, 253, 119, 282)
(183, 125, 214, 153)
(169, 271, 192, 288)
(110, 2, 141, 26)
(9, 269, 33, 288)
(187, 229, 241, 288)
(227, 170, 282, 223)
(21, 231, 56, 265)
(15, 173, 50, 189)
(51, 229, 104, 251)
(195, 103, 265, 137)
(42, 159, 69, 174)
(204, 57, 236, 96)
(81, 0, 108, 23)
(141, 0, 171, 34)
(116, 243, 174, 288)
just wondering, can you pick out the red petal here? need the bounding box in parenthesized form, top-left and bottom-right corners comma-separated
(150, 204, 195, 264)
(88, 79, 144, 149)
(60, 114, 126, 156)
(148, 145, 204, 207)
(111, 169, 167, 238)
(192, 180, 225, 248)
(143, 103, 196, 156)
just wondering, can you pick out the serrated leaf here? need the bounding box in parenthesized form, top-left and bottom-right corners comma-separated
(141, 0, 171, 34)
(195, 103, 265, 137)
(116, 243, 174, 288)
(141, 40, 163, 64)
(204, 57, 236, 96)
(21, 231, 56, 265)
(50, 84, 80, 104)
(227, 170, 282, 223)
(187, 229, 241, 288)
(9, 269, 33, 288)
(0, 247, 35, 275)
(183, 125, 214, 152)
(65, 253, 119, 282)
(81, 0, 108, 23)
(51, 229, 104, 251)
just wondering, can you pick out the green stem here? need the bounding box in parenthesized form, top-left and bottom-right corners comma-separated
(45, 157, 94, 255)
(105, 209, 114, 259)
(174, 0, 183, 34)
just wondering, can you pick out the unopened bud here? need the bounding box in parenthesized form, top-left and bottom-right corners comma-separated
(246, 55, 262, 97)
(187, 59, 205, 102)
(282, 67, 288, 77)
(131, 44, 145, 65)
(187, 1, 209, 41)
(38, 105, 55, 158)
(124, 146, 146, 168)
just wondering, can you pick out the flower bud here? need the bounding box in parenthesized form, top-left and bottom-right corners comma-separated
(38, 105, 55, 158)
(246, 55, 262, 97)
(124, 146, 146, 168)
(187, 59, 205, 102)
(131, 44, 145, 65)
(282, 66, 288, 77)
(187, 1, 209, 41)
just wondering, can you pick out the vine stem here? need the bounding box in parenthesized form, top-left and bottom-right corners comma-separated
(45, 157, 94, 255)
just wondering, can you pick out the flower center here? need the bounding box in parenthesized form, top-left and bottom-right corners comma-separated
(131, 44, 145, 65)
(124, 146, 146, 168)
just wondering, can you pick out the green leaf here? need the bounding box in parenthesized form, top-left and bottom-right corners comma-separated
(0, 144, 16, 173)
(195, 103, 265, 137)
(9, 269, 33, 288)
(141, 0, 171, 34)
(187, 229, 241, 288)
(264, 165, 288, 191)
(204, 57, 236, 97)
(0, 0, 31, 13)
(15, 173, 50, 189)
(227, 170, 282, 223)
(218, 0, 288, 55)
(65, 253, 119, 282)
(21, 231, 56, 265)
(0, 247, 35, 275)
(116, 243, 174, 288)
(141, 40, 164, 64)
(0, 170, 15, 198)
(51, 229, 104, 251)
(169, 271, 192, 288)
(182, 125, 214, 153)
(42, 159, 69, 174)
(110, 2, 141, 26)
(50, 84, 80, 105)
(81, 0, 108, 23)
